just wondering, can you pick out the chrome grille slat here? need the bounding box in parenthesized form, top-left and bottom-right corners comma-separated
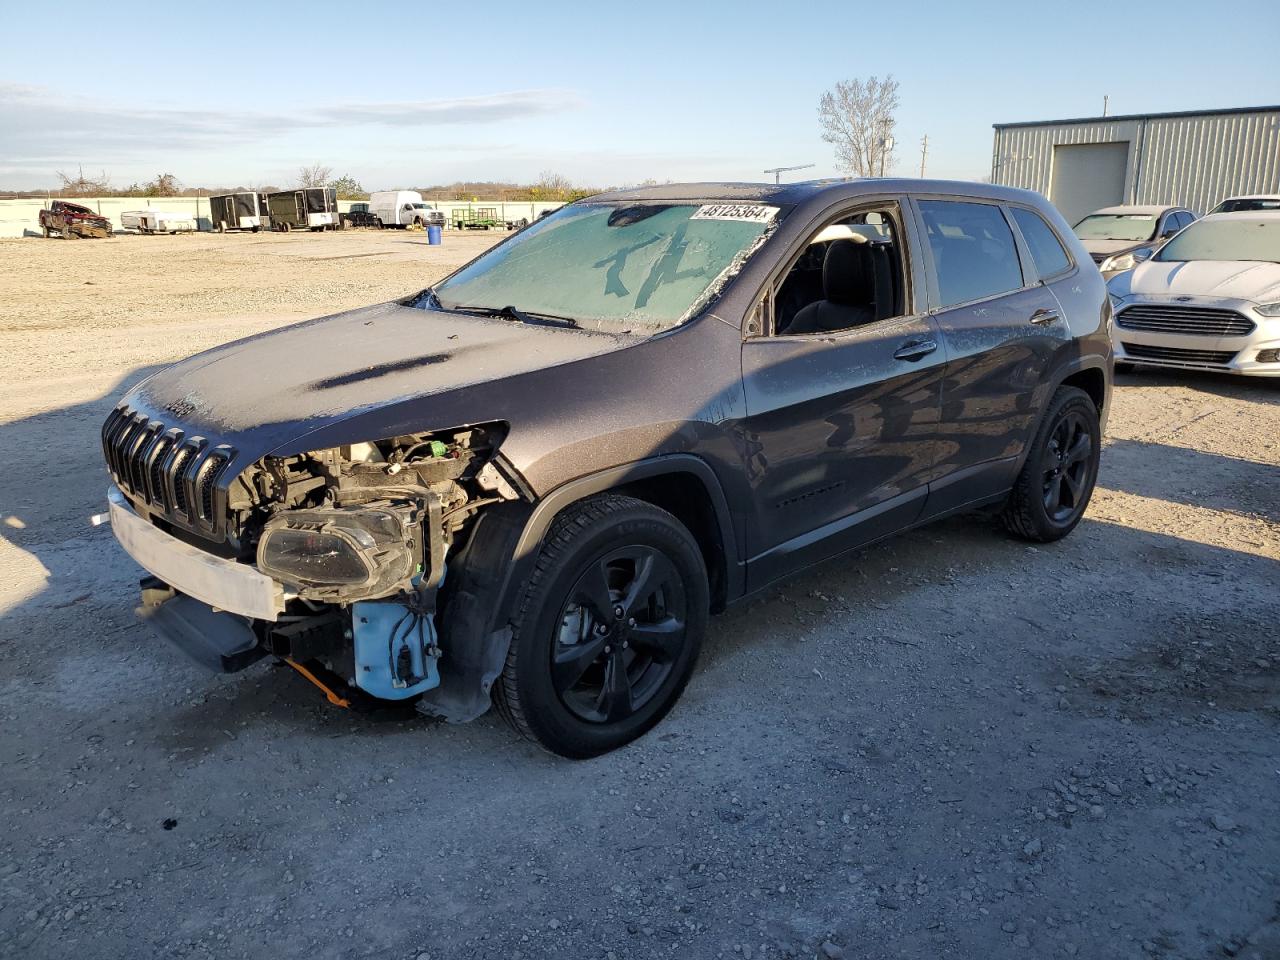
(1116, 304, 1255, 337)
(100, 406, 235, 540)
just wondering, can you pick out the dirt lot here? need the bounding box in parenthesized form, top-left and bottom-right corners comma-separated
(1, 231, 1277, 960)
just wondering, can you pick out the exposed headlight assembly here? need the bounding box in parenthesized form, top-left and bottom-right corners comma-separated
(1254, 302, 1280, 317)
(257, 502, 424, 602)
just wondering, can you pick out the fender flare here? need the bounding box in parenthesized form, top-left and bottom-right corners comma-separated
(1015, 353, 1112, 475)
(510, 454, 741, 594)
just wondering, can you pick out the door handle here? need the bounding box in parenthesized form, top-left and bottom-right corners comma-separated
(1029, 309, 1060, 325)
(893, 338, 937, 362)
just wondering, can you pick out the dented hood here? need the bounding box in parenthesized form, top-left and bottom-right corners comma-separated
(123, 300, 636, 454)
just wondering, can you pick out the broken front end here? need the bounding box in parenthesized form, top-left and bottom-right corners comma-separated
(101, 412, 526, 718)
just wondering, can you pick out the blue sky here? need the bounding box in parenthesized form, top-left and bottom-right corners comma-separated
(2, 0, 1277, 191)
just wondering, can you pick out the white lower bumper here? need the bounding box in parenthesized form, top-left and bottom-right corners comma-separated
(107, 486, 286, 621)
(1112, 301, 1280, 377)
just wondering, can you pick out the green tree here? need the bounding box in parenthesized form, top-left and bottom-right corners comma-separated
(330, 175, 367, 200)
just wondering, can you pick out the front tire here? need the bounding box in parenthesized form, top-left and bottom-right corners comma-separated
(494, 494, 709, 758)
(1001, 386, 1101, 542)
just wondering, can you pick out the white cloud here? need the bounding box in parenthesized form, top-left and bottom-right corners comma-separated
(0, 83, 584, 159)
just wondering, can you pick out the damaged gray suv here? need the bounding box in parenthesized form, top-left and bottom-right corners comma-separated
(102, 180, 1112, 757)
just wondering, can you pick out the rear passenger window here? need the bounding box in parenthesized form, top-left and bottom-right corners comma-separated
(918, 201, 1024, 308)
(1010, 207, 1071, 278)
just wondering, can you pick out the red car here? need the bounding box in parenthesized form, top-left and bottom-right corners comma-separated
(40, 200, 112, 239)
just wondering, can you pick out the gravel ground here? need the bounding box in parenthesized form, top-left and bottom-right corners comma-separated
(1, 232, 1277, 960)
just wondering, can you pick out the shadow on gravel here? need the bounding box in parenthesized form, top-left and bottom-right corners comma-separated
(1063, 607, 1280, 722)
(1103, 437, 1280, 523)
(1117, 367, 1280, 405)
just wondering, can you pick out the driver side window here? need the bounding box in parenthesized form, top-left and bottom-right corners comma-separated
(771, 206, 908, 336)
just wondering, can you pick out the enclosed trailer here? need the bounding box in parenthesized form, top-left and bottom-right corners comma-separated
(265, 188, 338, 232)
(208, 192, 265, 233)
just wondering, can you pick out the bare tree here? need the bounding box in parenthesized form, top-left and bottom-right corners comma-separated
(534, 170, 573, 201)
(297, 163, 332, 189)
(56, 166, 112, 197)
(818, 75, 900, 176)
(145, 173, 180, 196)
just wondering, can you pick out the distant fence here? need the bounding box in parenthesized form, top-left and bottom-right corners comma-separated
(0, 197, 566, 239)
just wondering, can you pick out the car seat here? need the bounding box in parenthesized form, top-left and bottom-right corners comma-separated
(785, 239, 877, 334)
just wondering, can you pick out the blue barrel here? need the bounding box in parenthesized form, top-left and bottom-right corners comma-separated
(427, 224, 442, 245)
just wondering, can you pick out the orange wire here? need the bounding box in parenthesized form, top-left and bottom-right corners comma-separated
(284, 658, 351, 709)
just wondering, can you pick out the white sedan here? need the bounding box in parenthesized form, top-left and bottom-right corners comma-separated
(1106, 211, 1280, 377)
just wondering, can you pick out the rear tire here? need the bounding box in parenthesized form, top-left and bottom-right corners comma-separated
(493, 495, 708, 758)
(1001, 386, 1100, 543)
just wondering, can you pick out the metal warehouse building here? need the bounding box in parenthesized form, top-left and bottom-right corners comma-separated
(991, 105, 1280, 225)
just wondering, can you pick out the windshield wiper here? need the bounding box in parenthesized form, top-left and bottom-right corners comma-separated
(455, 304, 580, 329)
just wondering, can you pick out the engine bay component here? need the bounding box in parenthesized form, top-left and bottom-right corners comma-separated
(256, 500, 428, 602)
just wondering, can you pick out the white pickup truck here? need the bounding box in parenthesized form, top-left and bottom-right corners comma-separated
(368, 190, 446, 229)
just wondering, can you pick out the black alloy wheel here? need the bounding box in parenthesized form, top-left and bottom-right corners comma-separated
(493, 494, 708, 758)
(1041, 409, 1093, 524)
(1002, 385, 1101, 542)
(552, 545, 688, 724)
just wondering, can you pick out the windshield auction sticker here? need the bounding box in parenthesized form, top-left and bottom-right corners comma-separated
(690, 204, 779, 223)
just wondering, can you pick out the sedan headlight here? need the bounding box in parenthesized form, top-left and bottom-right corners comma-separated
(257, 503, 421, 601)
(1101, 248, 1153, 273)
(1255, 302, 1280, 317)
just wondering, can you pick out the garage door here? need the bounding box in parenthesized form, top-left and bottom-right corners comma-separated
(1050, 142, 1129, 226)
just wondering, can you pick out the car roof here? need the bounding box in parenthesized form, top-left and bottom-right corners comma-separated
(1198, 210, 1280, 222)
(1084, 204, 1181, 216)
(587, 178, 1050, 207)
(1216, 194, 1280, 202)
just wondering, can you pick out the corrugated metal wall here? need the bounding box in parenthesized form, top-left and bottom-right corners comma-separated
(992, 109, 1280, 217)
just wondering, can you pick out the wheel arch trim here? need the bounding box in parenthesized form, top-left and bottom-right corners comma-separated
(517, 455, 742, 568)
(511, 454, 744, 609)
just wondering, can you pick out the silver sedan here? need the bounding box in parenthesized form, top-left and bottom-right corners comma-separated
(1106, 212, 1280, 377)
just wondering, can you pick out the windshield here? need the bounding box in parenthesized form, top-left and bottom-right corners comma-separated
(432, 201, 781, 331)
(1155, 217, 1280, 263)
(1212, 198, 1280, 213)
(412, 203, 430, 209)
(1073, 214, 1157, 242)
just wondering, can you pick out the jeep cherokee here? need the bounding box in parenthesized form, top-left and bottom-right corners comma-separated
(101, 179, 1112, 757)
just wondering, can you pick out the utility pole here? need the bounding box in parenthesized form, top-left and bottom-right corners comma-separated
(919, 134, 929, 178)
(1103, 95, 1109, 117)
(876, 117, 894, 177)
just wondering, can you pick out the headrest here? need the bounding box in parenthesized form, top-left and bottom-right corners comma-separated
(823, 239, 874, 306)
